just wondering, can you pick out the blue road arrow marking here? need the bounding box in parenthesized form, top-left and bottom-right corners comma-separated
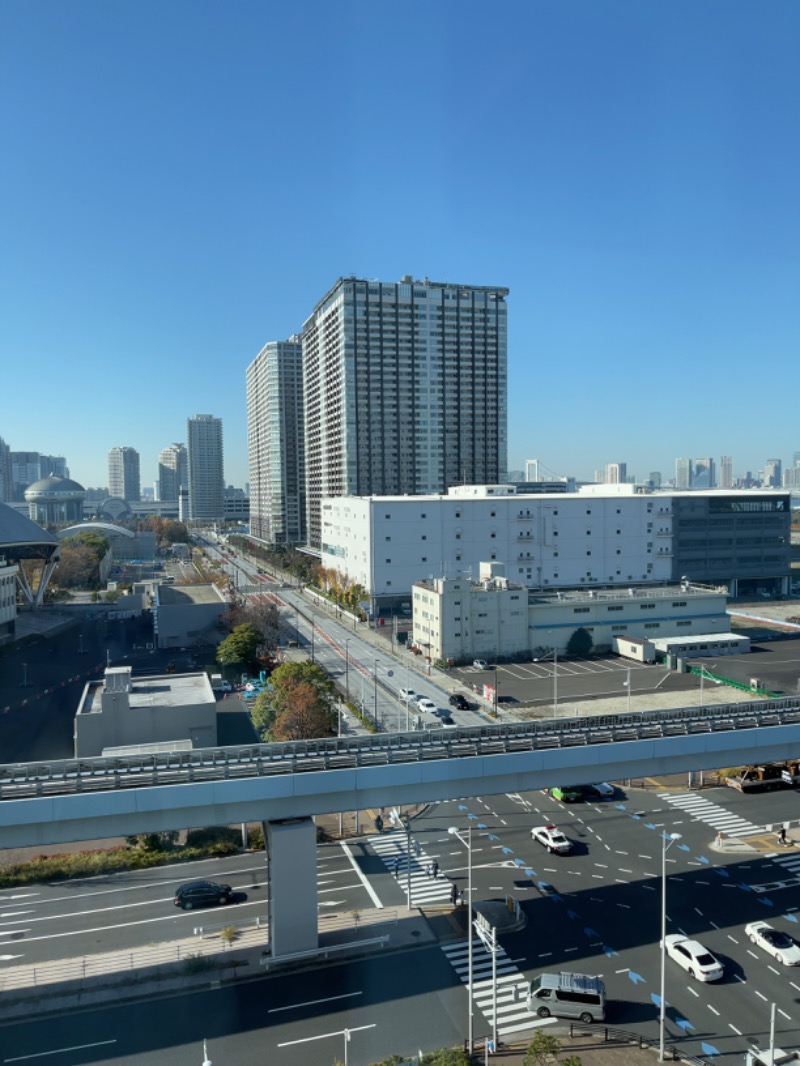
(678, 843, 691, 851)
(477, 823, 487, 830)
(715, 868, 730, 878)
(525, 869, 536, 877)
(759, 897, 774, 907)
(644, 823, 657, 830)
(697, 856, 709, 864)
(784, 913, 798, 923)
(488, 834, 499, 841)
(467, 813, 478, 821)
(627, 971, 646, 985)
(457, 804, 468, 811)
(566, 910, 579, 920)
(675, 1017, 695, 1033)
(737, 882, 752, 892)
(583, 926, 600, 938)
(602, 944, 619, 957)
(501, 846, 514, 855)
(700, 1042, 720, 1057)
(650, 992, 666, 1009)
(615, 804, 627, 810)
(513, 858, 525, 866)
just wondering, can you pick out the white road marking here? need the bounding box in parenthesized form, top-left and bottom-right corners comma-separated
(688, 986, 699, 997)
(778, 1008, 791, 1020)
(269, 991, 362, 1012)
(729, 1024, 742, 1035)
(708, 1005, 720, 1016)
(339, 842, 382, 908)
(278, 1024, 376, 1048)
(5, 1041, 117, 1062)
(754, 990, 768, 1001)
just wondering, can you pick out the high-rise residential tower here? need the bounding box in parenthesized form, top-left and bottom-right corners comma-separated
(764, 458, 782, 488)
(605, 462, 627, 484)
(187, 415, 224, 520)
(719, 455, 733, 489)
(0, 438, 11, 503)
(157, 443, 188, 503)
(247, 335, 305, 545)
(675, 458, 693, 490)
(107, 447, 140, 502)
(302, 275, 508, 548)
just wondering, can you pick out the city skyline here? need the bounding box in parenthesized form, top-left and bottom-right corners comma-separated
(2, 3, 799, 489)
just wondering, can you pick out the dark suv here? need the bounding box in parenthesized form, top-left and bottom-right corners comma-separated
(174, 880, 233, 910)
(448, 694, 469, 710)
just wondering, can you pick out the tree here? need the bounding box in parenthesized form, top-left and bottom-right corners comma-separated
(524, 1029, 562, 1066)
(252, 661, 337, 741)
(217, 623, 261, 669)
(420, 1049, 471, 1066)
(566, 626, 593, 657)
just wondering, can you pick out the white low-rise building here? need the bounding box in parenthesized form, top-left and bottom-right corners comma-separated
(412, 565, 731, 663)
(321, 484, 791, 613)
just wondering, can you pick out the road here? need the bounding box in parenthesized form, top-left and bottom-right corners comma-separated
(4, 784, 800, 1062)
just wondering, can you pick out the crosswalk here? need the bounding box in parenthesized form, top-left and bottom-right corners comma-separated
(752, 849, 800, 893)
(441, 940, 534, 1039)
(370, 829, 453, 905)
(656, 791, 767, 838)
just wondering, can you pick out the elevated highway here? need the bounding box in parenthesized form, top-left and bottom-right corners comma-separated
(1, 696, 799, 850)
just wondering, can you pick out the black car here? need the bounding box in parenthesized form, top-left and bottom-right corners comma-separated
(174, 880, 233, 910)
(448, 694, 469, 710)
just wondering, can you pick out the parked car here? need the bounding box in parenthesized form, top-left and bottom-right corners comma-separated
(662, 934, 724, 982)
(174, 880, 233, 910)
(472, 659, 489, 670)
(399, 688, 416, 702)
(745, 921, 800, 966)
(439, 715, 457, 728)
(417, 698, 436, 713)
(531, 824, 572, 854)
(448, 693, 470, 710)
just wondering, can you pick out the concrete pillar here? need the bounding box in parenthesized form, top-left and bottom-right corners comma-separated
(264, 817, 318, 957)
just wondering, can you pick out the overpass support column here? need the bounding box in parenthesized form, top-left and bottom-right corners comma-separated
(264, 817, 318, 957)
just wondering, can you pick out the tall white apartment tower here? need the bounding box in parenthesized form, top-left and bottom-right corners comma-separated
(675, 458, 693, 490)
(157, 443, 187, 502)
(719, 455, 733, 489)
(302, 275, 509, 548)
(246, 335, 305, 545)
(107, 447, 140, 502)
(605, 462, 627, 484)
(186, 415, 224, 520)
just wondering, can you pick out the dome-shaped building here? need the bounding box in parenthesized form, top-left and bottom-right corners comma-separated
(25, 476, 86, 525)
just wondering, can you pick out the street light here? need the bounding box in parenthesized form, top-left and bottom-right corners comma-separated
(373, 660, 379, 730)
(21, 663, 28, 688)
(623, 667, 631, 714)
(660, 831, 682, 1062)
(448, 824, 474, 1053)
(344, 639, 351, 703)
(697, 662, 722, 706)
(533, 647, 558, 718)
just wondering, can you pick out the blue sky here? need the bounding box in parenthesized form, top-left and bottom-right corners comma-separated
(2, 1, 798, 491)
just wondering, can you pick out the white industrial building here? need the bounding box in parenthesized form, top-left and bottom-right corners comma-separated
(321, 483, 791, 615)
(411, 563, 731, 664)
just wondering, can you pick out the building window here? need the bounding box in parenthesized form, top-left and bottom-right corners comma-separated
(385, 536, 391, 541)
(386, 558, 391, 563)
(573, 607, 590, 614)
(421, 557, 427, 562)
(677, 620, 691, 627)
(385, 514, 391, 519)
(421, 535, 427, 540)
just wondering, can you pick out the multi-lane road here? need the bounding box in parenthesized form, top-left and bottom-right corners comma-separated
(3, 783, 800, 1064)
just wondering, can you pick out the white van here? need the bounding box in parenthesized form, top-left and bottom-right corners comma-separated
(527, 972, 606, 1023)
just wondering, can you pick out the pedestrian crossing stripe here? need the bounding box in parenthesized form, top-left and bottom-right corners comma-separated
(440, 940, 536, 1037)
(370, 830, 454, 903)
(656, 792, 766, 837)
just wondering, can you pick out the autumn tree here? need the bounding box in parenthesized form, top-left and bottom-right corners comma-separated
(252, 661, 337, 742)
(271, 682, 333, 741)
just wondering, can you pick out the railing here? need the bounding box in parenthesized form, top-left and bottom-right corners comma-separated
(567, 1022, 712, 1065)
(1, 696, 799, 802)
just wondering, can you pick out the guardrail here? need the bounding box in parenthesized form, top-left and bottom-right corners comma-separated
(567, 1022, 712, 1065)
(2, 696, 799, 801)
(260, 935, 389, 970)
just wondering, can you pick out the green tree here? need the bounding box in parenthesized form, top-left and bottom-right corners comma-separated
(420, 1049, 470, 1066)
(524, 1029, 562, 1066)
(217, 623, 262, 669)
(566, 626, 593, 657)
(250, 689, 277, 739)
(562, 1056, 584, 1066)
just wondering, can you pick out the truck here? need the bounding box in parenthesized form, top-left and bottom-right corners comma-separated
(726, 761, 800, 793)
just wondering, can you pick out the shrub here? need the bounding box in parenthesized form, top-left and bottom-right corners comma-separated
(182, 952, 217, 974)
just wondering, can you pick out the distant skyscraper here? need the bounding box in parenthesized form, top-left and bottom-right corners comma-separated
(0, 438, 11, 503)
(39, 455, 68, 479)
(719, 455, 733, 489)
(108, 447, 140, 502)
(247, 336, 305, 545)
(187, 415, 224, 520)
(693, 457, 715, 490)
(764, 458, 782, 488)
(675, 458, 693, 490)
(302, 275, 508, 549)
(157, 443, 187, 503)
(648, 471, 662, 489)
(605, 462, 627, 484)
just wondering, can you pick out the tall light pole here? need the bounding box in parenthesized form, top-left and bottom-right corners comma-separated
(623, 667, 631, 714)
(21, 663, 28, 688)
(533, 647, 558, 718)
(373, 660, 379, 729)
(448, 824, 473, 1053)
(344, 639, 351, 703)
(660, 831, 682, 1062)
(698, 662, 721, 706)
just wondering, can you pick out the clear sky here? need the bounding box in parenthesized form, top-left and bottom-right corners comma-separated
(2, 1, 798, 491)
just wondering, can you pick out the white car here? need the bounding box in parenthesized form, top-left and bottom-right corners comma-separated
(472, 659, 489, 670)
(399, 688, 416, 702)
(417, 698, 437, 713)
(745, 921, 800, 966)
(662, 934, 724, 982)
(531, 824, 572, 854)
